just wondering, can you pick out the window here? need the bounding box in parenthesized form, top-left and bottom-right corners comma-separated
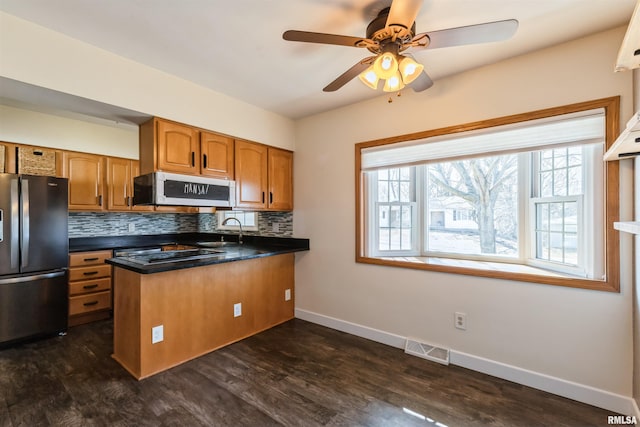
(374, 167, 416, 253)
(217, 211, 259, 231)
(356, 98, 620, 292)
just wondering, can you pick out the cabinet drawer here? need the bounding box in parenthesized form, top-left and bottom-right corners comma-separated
(69, 291, 111, 315)
(69, 277, 111, 296)
(69, 265, 111, 282)
(69, 250, 112, 267)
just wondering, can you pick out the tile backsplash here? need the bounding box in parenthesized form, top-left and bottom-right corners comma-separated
(68, 211, 293, 238)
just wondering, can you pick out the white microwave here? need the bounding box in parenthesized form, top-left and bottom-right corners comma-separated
(133, 172, 235, 208)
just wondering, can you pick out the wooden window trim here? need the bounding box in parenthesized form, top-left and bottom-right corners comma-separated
(355, 97, 620, 292)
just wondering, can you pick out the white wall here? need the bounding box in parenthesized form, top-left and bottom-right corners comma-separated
(0, 105, 138, 158)
(0, 12, 295, 151)
(294, 26, 634, 411)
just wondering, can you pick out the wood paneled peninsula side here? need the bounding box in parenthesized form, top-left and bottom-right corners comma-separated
(106, 239, 308, 380)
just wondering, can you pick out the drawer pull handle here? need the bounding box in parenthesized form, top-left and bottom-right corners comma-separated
(83, 257, 99, 262)
(83, 301, 99, 307)
(83, 271, 99, 276)
(83, 284, 99, 290)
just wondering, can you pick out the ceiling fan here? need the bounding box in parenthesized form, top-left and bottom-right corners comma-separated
(283, 0, 518, 93)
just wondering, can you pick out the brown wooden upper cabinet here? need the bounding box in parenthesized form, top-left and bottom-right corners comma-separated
(140, 117, 234, 179)
(235, 140, 293, 211)
(62, 152, 105, 211)
(106, 158, 154, 212)
(200, 131, 234, 179)
(268, 148, 293, 211)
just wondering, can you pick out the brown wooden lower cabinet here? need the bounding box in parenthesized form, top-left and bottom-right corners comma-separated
(68, 250, 113, 327)
(112, 253, 295, 379)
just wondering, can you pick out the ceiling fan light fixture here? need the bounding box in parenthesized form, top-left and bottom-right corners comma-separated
(358, 65, 380, 90)
(373, 52, 398, 79)
(398, 56, 424, 84)
(383, 71, 405, 92)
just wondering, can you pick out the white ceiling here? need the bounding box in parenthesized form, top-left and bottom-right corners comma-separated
(0, 0, 636, 121)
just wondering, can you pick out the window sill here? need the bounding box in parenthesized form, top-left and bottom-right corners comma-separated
(356, 255, 618, 292)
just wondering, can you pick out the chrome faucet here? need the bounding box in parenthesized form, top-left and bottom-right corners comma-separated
(222, 217, 243, 244)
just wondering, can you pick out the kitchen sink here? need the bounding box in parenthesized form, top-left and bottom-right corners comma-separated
(120, 248, 226, 265)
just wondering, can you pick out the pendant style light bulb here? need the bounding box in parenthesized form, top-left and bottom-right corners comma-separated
(373, 52, 398, 80)
(358, 65, 379, 90)
(398, 56, 424, 84)
(383, 71, 405, 92)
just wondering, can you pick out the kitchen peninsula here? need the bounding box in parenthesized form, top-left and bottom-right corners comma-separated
(101, 234, 309, 379)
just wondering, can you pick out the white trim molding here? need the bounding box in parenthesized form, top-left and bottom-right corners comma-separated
(295, 308, 635, 416)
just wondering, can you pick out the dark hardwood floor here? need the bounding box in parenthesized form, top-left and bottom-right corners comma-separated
(0, 318, 616, 426)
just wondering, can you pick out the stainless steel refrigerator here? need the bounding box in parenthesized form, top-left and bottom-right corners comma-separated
(0, 174, 69, 345)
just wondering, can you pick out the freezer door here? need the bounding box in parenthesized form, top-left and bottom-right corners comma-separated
(0, 174, 20, 276)
(0, 270, 68, 344)
(20, 175, 69, 273)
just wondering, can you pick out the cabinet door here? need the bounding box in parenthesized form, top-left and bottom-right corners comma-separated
(63, 152, 104, 211)
(268, 148, 293, 211)
(106, 157, 131, 211)
(200, 131, 234, 179)
(0, 143, 6, 173)
(156, 119, 199, 174)
(0, 142, 17, 173)
(235, 140, 268, 210)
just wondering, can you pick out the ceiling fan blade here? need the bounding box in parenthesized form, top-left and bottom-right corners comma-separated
(323, 57, 376, 92)
(386, 0, 423, 31)
(413, 19, 518, 50)
(410, 70, 434, 92)
(283, 30, 368, 48)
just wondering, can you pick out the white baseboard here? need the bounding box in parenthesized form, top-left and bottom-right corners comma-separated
(295, 308, 636, 416)
(295, 308, 406, 349)
(450, 350, 633, 416)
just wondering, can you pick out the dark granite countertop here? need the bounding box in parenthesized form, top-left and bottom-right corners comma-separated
(70, 233, 309, 274)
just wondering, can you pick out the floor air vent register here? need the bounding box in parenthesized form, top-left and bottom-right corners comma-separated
(404, 339, 450, 365)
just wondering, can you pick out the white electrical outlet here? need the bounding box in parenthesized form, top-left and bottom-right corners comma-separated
(284, 288, 291, 301)
(272, 222, 280, 232)
(454, 312, 467, 330)
(128, 223, 135, 232)
(233, 303, 242, 317)
(152, 325, 164, 343)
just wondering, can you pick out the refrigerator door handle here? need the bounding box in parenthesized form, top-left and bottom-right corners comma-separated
(20, 178, 29, 268)
(0, 269, 66, 285)
(10, 178, 19, 269)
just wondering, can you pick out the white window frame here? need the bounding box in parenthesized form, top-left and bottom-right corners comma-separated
(367, 167, 420, 257)
(367, 144, 604, 279)
(364, 129, 605, 279)
(216, 211, 259, 231)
